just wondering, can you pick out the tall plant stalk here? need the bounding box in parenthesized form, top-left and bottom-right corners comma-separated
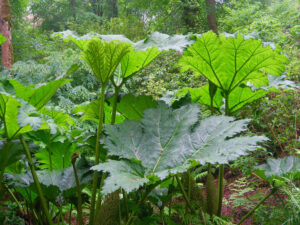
(0, 140, 11, 195)
(89, 84, 107, 225)
(20, 135, 54, 225)
(93, 82, 123, 221)
(217, 94, 230, 216)
(72, 154, 83, 225)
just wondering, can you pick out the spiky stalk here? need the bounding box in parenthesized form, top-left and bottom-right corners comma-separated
(20, 135, 53, 225)
(90, 84, 106, 225)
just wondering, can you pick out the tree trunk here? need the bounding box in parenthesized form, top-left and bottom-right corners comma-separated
(0, 0, 13, 69)
(69, 0, 76, 20)
(105, 0, 118, 18)
(205, 0, 218, 34)
(91, 0, 103, 17)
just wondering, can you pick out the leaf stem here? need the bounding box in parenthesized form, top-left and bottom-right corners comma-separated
(72, 155, 83, 225)
(217, 165, 224, 216)
(0, 140, 11, 196)
(122, 189, 129, 222)
(237, 188, 278, 225)
(111, 86, 120, 125)
(126, 181, 163, 225)
(90, 83, 107, 225)
(20, 135, 53, 225)
(217, 93, 230, 216)
(175, 175, 195, 214)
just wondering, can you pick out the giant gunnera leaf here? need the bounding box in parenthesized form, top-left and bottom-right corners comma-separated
(5, 157, 93, 201)
(178, 31, 289, 113)
(254, 156, 300, 182)
(54, 30, 194, 52)
(81, 39, 132, 84)
(92, 102, 267, 195)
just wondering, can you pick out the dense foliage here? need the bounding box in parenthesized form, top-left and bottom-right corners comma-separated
(0, 0, 299, 224)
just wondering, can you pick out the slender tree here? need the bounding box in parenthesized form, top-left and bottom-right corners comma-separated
(0, 0, 13, 69)
(105, 0, 118, 18)
(69, 0, 76, 20)
(205, 0, 218, 34)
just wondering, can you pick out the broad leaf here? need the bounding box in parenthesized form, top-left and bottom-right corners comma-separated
(94, 160, 149, 194)
(179, 31, 287, 91)
(35, 140, 76, 170)
(254, 156, 300, 181)
(134, 32, 194, 52)
(178, 31, 288, 113)
(92, 103, 267, 195)
(0, 140, 24, 169)
(0, 94, 21, 139)
(228, 86, 267, 112)
(262, 75, 297, 91)
(53, 30, 133, 49)
(188, 116, 268, 165)
(116, 94, 157, 120)
(81, 39, 132, 84)
(120, 46, 161, 78)
(39, 107, 74, 130)
(74, 100, 125, 124)
(54, 30, 194, 52)
(176, 86, 223, 108)
(10, 74, 72, 110)
(5, 157, 93, 200)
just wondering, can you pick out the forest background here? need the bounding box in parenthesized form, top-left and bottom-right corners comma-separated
(0, 0, 299, 224)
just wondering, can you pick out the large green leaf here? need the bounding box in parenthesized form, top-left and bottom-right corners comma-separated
(0, 34, 6, 45)
(74, 100, 125, 124)
(0, 94, 21, 139)
(176, 86, 223, 108)
(179, 31, 287, 91)
(0, 141, 24, 169)
(5, 157, 93, 200)
(54, 30, 194, 52)
(81, 39, 132, 84)
(178, 31, 288, 113)
(53, 30, 133, 49)
(39, 107, 74, 131)
(134, 32, 194, 52)
(116, 94, 157, 121)
(10, 75, 71, 110)
(254, 156, 300, 181)
(92, 103, 267, 195)
(120, 46, 161, 78)
(0, 93, 52, 139)
(95, 160, 149, 194)
(35, 140, 76, 170)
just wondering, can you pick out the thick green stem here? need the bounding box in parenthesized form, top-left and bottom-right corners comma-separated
(217, 165, 224, 216)
(237, 188, 278, 225)
(169, 177, 175, 217)
(175, 175, 195, 214)
(126, 181, 162, 225)
(94, 172, 106, 221)
(72, 157, 83, 225)
(111, 86, 120, 125)
(123, 189, 129, 222)
(186, 170, 191, 213)
(6, 185, 23, 213)
(90, 84, 107, 225)
(217, 94, 230, 216)
(0, 140, 11, 195)
(20, 136, 53, 225)
(69, 203, 73, 225)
